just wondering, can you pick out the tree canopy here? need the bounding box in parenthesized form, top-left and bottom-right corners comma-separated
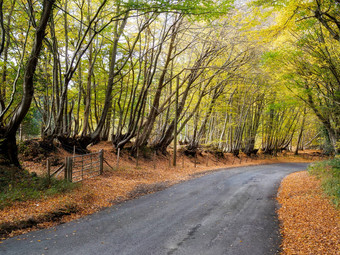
(0, 0, 338, 167)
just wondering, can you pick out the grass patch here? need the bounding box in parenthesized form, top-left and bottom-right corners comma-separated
(0, 167, 77, 210)
(308, 158, 340, 208)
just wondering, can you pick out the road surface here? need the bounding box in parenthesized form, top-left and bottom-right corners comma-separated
(1, 163, 308, 255)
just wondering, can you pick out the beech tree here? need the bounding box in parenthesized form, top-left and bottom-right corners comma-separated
(251, 0, 340, 153)
(1, 0, 337, 169)
(0, 0, 55, 166)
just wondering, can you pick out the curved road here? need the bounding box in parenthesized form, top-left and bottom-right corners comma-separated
(1, 163, 308, 255)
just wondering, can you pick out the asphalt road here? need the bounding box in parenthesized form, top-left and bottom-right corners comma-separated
(1, 163, 308, 255)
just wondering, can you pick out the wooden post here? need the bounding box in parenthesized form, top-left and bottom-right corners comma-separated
(99, 149, 104, 175)
(194, 153, 197, 168)
(117, 148, 120, 169)
(47, 159, 51, 183)
(66, 157, 73, 182)
(69, 157, 73, 182)
(65, 157, 68, 180)
(153, 151, 156, 170)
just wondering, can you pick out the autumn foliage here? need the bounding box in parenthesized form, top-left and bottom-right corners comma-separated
(277, 171, 340, 254)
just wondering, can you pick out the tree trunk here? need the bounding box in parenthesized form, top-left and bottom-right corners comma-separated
(305, 84, 338, 153)
(0, 0, 16, 110)
(295, 109, 306, 155)
(90, 12, 129, 141)
(131, 17, 181, 154)
(0, 0, 55, 166)
(82, 0, 93, 136)
(0, 132, 19, 166)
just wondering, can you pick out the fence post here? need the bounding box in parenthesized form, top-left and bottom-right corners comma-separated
(47, 159, 51, 184)
(67, 157, 73, 182)
(99, 149, 104, 175)
(117, 148, 120, 169)
(153, 151, 156, 170)
(65, 157, 68, 180)
(194, 153, 197, 168)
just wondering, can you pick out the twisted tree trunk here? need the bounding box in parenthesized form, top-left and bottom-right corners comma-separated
(0, 0, 55, 166)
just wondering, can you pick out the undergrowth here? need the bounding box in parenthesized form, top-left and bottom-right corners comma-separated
(308, 157, 340, 208)
(0, 167, 77, 210)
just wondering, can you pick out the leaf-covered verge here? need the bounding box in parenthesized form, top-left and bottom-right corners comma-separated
(277, 171, 340, 255)
(0, 143, 320, 239)
(308, 158, 340, 208)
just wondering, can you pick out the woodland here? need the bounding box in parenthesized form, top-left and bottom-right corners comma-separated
(0, 0, 339, 168)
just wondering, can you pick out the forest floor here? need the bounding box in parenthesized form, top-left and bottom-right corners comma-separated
(0, 141, 333, 248)
(277, 171, 340, 254)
